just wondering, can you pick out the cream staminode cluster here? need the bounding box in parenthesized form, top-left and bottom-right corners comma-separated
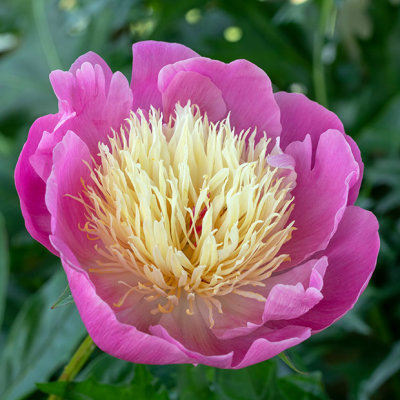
(77, 103, 296, 327)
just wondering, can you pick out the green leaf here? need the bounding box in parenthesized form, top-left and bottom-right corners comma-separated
(51, 284, 74, 309)
(0, 213, 9, 329)
(175, 364, 216, 400)
(79, 353, 135, 384)
(0, 271, 86, 400)
(278, 352, 307, 375)
(358, 341, 400, 400)
(215, 359, 278, 400)
(359, 93, 400, 154)
(277, 372, 329, 400)
(38, 365, 169, 400)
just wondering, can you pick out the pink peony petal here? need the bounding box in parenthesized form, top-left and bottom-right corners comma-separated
(151, 293, 311, 368)
(280, 129, 359, 267)
(63, 257, 193, 365)
(209, 294, 266, 340)
(230, 325, 311, 369)
(275, 91, 363, 204)
(149, 324, 234, 368)
(49, 61, 132, 154)
(156, 298, 229, 358)
(29, 112, 76, 182)
(292, 206, 379, 331)
(45, 131, 97, 266)
(69, 51, 113, 92)
(150, 317, 311, 369)
(131, 41, 199, 112)
(158, 57, 281, 138)
(162, 71, 227, 122)
(258, 257, 327, 321)
(213, 258, 328, 340)
(15, 41, 379, 369)
(14, 114, 61, 254)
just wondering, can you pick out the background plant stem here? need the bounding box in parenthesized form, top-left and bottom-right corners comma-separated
(48, 335, 96, 400)
(313, 0, 334, 107)
(32, 0, 62, 71)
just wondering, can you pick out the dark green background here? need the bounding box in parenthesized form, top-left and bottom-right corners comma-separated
(0, 0, 399, 399)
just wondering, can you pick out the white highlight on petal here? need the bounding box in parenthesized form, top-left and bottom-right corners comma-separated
(74, 103, 296, 327)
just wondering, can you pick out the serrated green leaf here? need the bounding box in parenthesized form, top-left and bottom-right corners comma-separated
(0, 271, 86, 400)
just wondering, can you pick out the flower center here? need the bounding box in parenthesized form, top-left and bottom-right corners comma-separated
(76, 103, 295, 327)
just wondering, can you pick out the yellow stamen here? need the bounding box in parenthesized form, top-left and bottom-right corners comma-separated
(76, 103, 296, 327)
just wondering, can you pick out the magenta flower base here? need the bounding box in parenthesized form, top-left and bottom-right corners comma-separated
(15, 41, 379, 369)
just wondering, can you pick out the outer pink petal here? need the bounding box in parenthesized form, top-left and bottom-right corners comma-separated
(292, 206, 379, 332)
(158, 57, 281, 138)
(162, 71, 227, 122)
(63, 258, 193, 365)
(280, 129, 359, 267)
(14, 114, 61, 254)
(131, 41, 199, 112)
(275, 91, 363, 204)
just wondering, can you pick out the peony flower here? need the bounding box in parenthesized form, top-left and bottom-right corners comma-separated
(15, 41, 379, 369)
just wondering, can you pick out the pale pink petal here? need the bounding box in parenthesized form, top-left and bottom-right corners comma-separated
(344, 134, 363, 204)
(258, 257, 327, 321)
(150, 324, 234, 368)
(292, 206, 379, 331)
(230, 325, 311, 369)
(50, 62, 132, 154)
(87, 270, 163, 332)
(275, 91, 363, 204)
(150, 322, 310, 369)
(154, 301, 305, 369)
(63, 258, 193, 365)
(158, 58, 281, 138)
(45, 131, 168, 332)
(29, 112, 75, 182)
(45, 131, 97, 266)
(31, 59, 131, 191)
(156, 299, 228, 358)
(151, 296, 310, 368)
(14, 114, 61, 254)
(210, 294, 266, 340)
(162, 71, 227, 122)
(213, 258, 328, 340)
(69, 51, 113, 92)
(280, 129, 359, 267)
(131, 41, 199, 112)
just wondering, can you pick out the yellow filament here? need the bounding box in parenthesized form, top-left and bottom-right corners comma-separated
(75, 103, 296, 327)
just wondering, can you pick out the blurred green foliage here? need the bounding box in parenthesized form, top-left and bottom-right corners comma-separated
(0, 0, 399, 399)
